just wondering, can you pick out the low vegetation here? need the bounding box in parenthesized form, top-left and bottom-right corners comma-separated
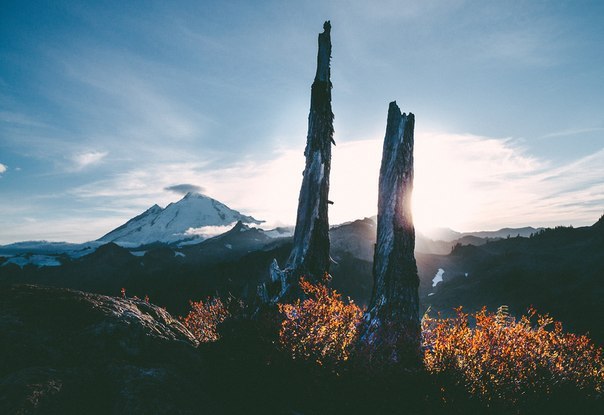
(422, 306, 604, 404)
(180, 278, 603, 413)
(180, 297, 230, 342)
(278, 276, 363, 366)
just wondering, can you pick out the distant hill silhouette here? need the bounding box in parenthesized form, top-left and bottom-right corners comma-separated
(2, 216, 603, 343)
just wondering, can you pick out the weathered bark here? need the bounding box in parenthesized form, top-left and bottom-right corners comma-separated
(287, 21, 333, 280)
(258, 21, 334, 303)
(363, 101, 420, 367)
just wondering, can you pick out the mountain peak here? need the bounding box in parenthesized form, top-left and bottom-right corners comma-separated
(183, 192, 206, 199)
(98, 194, 262, 246)
(594, 212, 604, 229)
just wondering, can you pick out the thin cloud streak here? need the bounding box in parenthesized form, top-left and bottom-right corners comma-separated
(538, 127, 604, 140)
(71, 151, 108, 170)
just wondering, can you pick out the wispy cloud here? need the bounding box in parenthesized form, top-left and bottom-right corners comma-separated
(0, 111, 48, 128)
(482, 28, 557, 66)
(410, 133, 603, 230)
(65, 131, 603, 238)
(164, 183, 206, 195)
(332, 132, 545, 231)
(0, 163, 7, 176)
(2, 133, 602, 244)
(333, 0, 466, 21)
(59, 54, 205, 143)
(71, 151, 108, 170)
(1, 1, 602, 244)
(538, 127, 604, 140)
(68, 153, 304, 230)
(185, 223, 238, 239)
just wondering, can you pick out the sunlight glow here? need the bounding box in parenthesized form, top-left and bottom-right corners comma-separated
(327, 131, 543, 232)
(17, 128, 598, 244)
(68, 131, 555, 235)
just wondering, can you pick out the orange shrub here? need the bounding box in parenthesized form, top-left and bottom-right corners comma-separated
(180, 297, 229, 342)
(278, 277, 363, 366)
(422, 306, 604, 402)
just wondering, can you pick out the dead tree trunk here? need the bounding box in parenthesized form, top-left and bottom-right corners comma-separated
(258, 21, 334, 304)
(362, 101, 420, 367)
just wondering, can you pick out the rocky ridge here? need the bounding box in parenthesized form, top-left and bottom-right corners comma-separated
(0, 284, 214, 414)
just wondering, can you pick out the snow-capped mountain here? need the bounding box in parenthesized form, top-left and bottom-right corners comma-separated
(98, 192, 263, 246)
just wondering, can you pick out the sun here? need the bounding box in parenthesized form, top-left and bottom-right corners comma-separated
(327, 133, 481, 232)
(412, 133, 483, 232)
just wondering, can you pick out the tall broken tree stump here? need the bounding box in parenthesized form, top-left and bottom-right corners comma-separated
(258, 21, 334, 304)
(362, 101, 421, 368)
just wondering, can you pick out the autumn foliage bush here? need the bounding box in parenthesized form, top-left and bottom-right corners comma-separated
(422, 306, 604, 403)
(180, 297, 230, 342)
(179, 281, 603, 413)
(278, 277, 363, 366)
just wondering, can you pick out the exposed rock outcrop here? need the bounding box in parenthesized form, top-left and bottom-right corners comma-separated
(0, 284, 215, 414)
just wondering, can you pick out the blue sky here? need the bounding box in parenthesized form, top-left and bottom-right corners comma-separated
(1, 0, 603, 243)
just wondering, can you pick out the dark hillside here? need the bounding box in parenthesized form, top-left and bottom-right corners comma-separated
(425, 222, 604, 343)
(2, 218, 603, 343)
(0, 284, 213, 414)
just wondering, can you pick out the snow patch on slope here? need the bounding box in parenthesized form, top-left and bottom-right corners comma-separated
(263, 227, 294, 239)
(432, 268, 445, 287)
